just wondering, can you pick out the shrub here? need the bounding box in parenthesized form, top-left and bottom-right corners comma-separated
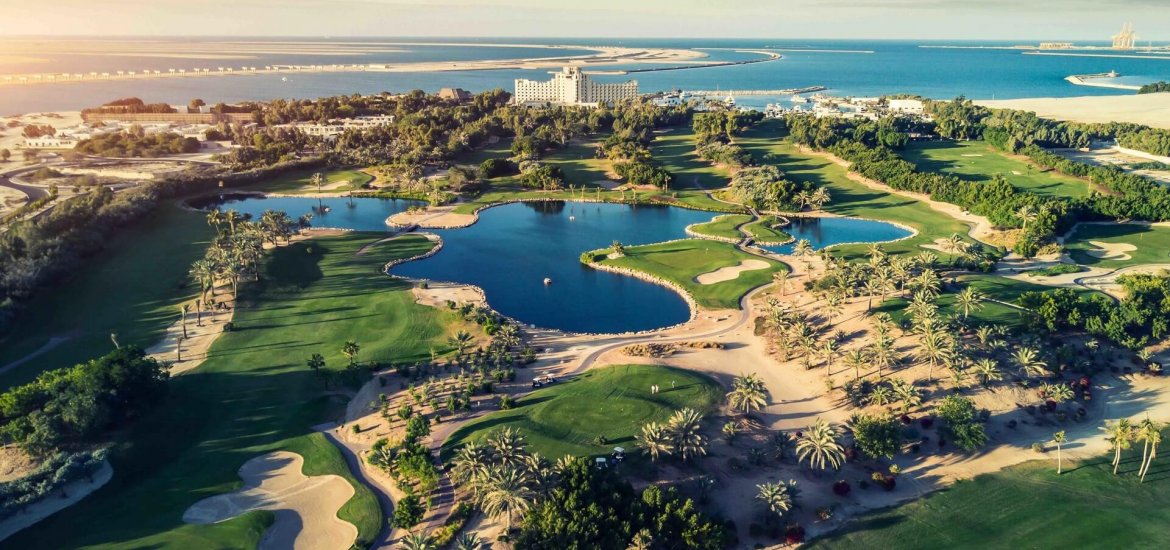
(832, 480, 851, 496)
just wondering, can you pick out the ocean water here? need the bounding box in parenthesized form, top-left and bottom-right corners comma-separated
(2, 38, 1169, 114)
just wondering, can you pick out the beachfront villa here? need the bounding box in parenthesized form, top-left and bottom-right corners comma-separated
(514, 66, 639, 107)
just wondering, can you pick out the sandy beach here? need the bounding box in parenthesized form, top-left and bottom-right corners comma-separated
(978, 93, 1170, 129)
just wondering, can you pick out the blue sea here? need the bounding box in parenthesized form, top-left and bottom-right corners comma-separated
(2, 37, 1168, 114)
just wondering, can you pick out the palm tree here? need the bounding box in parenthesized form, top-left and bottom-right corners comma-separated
(824, 294, 844, 327)
(796, 418, 845, 471)
(450, 441, 493, 488)
(306, 353, 325, 377)
(940, 233, 969, 265)
(891, 379, 922, 412)
(206, 208, 223, 231)
(449, 330, 474, 355)
(480, 466, 535, 532)
(1137, 417, 1163, 482)
(794, 190, 812, 211)
(637, 422, 674, 462)
(1040, 382, 1074, 404)
(1016, 205, 1037, 231)
(310, 172, 325, 192)
(792, 239, 814, 262)
(810, 187, 831, 211)
(454, 533, 483, 550)
(972, 358, 1002, 388)
(869, 384, 894, 407)
(487, 427, 529, 470)
(1103, 418, 1134, 475)
(911, 270, 941, 297)
(110, 332, 120, 349)
(1012, 347, 1048, 379)
(400, 531, 435, 550)
(1053, 430, 1067, 475)
(954, 287, 984, 319)
(342, 339, 361, 367)
(821, 339, 839, 373)
(917, 329, 952, 382)
(774, 270, 790, 296)
(756, 481, 794, 518)
(626, 529, 654, 550)
(728, 374, 768, 415)
(906, 292, 938, 324)
(668, 408, 708, 462)
(843, 349, 868, 381)
(869, 337, 900, 379)
(190, 259, 216, 302)
(180, 304, 189, 339)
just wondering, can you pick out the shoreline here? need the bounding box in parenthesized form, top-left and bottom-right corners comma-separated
(977, 93, 1170, 130)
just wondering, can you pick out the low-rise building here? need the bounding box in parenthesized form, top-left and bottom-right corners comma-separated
(438, 87, 473, 102)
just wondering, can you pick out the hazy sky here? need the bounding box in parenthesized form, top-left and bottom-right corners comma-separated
(5, 0, 1169, 41)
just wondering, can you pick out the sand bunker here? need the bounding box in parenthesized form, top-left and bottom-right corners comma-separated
(183, 451, 357, 550)
(694, 260, 770, 285)
(1085, 240, 1137, 261)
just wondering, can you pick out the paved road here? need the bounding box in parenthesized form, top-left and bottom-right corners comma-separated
(0, 170, 49, 200)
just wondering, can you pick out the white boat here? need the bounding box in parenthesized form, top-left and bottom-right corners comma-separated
(790, 95, 809, 104)
(543, 277, 553, 285)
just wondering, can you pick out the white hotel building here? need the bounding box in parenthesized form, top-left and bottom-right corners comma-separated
(514, 67, 639, 107)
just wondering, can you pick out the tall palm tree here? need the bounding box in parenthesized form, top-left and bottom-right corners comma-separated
(310, 172, 325, 192)
(449, 330, 474, 355)
(342, 339, 361, 367)
(773, 270, 790, 296)
(637, 422, 674, 462)
(189, 259, 217, 302)
(792, 239, 814, 261)
(796, 418, 845, 471)
(667, 408, 708, 462)
(1012, 347, 1048, 379)
(940, 233, 969, 265)
(824, 294, 844, 327)
(954, 287, 984, 319)
(756, 481, 794, 518)
(844, 349, 868, 381)
(480, 466, 535, 532)
(869, 337, 899, 379)
(917, 329, 953, 382)
(1137, 417, 1163, 482)
(1102, 418, 1134, 475)
(911, 270, 941, 297)
(810, 187, 831, 211)
(205, 208, 223, 231)
(821, 339, 839, 373)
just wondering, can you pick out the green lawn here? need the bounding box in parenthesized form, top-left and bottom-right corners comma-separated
(650, 125, 733, 190)
(451, 138, 516, 168)
(1065, 223, 1170, 267)
(743, 216, 792, 244)
(874, 273, 1096, 329)
(250, 168, 375, 194)
(901, 141, 1093, 199)
(10, 233, 462, 548)
(443, 364, 721, 460)
(810, 450, 1170, 549)
(689, 214, 752, 241)
(0, 205, 213, 388)
(736, 122, 975, 259)
(600, 239, 785, 310)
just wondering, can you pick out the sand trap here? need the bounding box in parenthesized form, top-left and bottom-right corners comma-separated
(183, 451, 357, 550)
(591, 179, 623, 190)
(1085, 240, 1137, 261)
(694, 259, 770, 285)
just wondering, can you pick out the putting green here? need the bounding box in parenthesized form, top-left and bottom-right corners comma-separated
(443, 364, 721, 460)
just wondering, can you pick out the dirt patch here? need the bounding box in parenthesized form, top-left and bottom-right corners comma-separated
(0, 445, 38, 483)
(183, 451, 357, 550)
(694, 259, 770, 285)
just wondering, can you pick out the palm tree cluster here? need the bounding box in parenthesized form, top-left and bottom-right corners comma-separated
(449, 428, 559, 532)
(192, 208, 307, 303)
(637, 407, 709, 463)
(1102, 416, 1164, 482)
(793, 187, 832, 212)
(795, 418, 846, 471)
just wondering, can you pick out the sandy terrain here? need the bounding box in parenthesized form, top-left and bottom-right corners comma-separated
(0, 445, 37, 483)
(183, 451, 357, 550)
(147, 307, 233, 376)
(0, 185, 26, 217)
(977, 94, 1170, 130)
(0, 112, 82, 152)
(1085, 240, 1137, 260)
(694, 259, 771, 284)
(387, 204, 476, 229)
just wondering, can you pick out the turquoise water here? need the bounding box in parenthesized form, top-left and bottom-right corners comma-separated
(4, 38, 1168, 113)
(200, 196, 915, 333)
(763, 216, 913, 254)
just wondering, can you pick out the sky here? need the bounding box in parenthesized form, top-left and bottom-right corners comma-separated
(4, 0, 1169, 41)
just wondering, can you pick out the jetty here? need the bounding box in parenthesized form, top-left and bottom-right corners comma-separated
(1065, 71, 1141, 91)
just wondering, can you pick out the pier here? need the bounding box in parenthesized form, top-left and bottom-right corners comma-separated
(0, 64, 374, 87)
(685, 86, 827, 96)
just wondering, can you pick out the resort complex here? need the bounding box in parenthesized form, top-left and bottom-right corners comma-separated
(513, 66, 640, 106)
(3, 7, 1170, 550)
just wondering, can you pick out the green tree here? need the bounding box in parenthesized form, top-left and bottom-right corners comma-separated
(306, 353, 325, 377)
(393, 493, 426, 529)
(852, 414, 902, 460)
(796, 418, 845, 471)
(1053, 430, 1066, 475)
(342, 339, 361, 367)
(937, 395, 987, 452)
